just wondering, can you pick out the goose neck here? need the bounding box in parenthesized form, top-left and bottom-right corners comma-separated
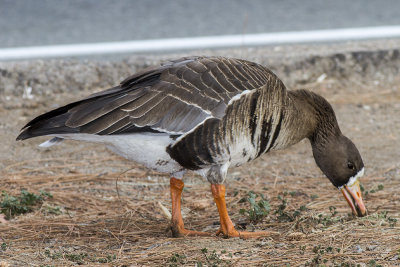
(288, 89, 341, 148)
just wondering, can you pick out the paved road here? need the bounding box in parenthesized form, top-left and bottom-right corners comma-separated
(1, 0, 400, 48)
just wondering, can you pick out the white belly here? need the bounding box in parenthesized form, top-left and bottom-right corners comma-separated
(54, 133, 184, 174)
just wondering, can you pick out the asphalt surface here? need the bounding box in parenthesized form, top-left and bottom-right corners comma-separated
(1, 0, 400, 48)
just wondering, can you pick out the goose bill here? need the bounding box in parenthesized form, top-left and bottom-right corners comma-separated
(340, 179, 366, 217)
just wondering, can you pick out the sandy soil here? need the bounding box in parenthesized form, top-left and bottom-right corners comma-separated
(0, 41, 399, 266)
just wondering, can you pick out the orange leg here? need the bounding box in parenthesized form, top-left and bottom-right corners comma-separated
(211, 184, 279, 239)
(170, 177, 211, 237)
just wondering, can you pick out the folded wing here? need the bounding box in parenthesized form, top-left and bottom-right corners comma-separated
(17, 56, 274, 140)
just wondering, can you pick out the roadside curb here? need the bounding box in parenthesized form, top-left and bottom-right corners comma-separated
(1, 40, 399, 99)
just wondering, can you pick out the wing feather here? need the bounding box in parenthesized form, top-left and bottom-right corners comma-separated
(66, 90, 147, 127)
(18, 56, 278, 140)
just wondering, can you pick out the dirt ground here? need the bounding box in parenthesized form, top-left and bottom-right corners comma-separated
(0, 42, 399, 266)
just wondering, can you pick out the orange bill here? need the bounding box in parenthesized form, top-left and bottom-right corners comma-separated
(340, 179, 367, 217)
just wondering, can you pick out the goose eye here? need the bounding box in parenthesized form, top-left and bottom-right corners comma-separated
(347, 162, 354, 170)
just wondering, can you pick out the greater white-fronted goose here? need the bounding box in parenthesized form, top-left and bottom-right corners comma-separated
(17, 56, 366, 238)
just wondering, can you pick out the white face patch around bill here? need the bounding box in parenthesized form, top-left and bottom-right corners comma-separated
(338, 167, 365, 189)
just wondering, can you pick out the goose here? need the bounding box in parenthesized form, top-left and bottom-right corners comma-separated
(17, 56, 366, 238)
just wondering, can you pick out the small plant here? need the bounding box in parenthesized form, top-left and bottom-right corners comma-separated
(292, 205, 308, 218)
(304, 245, 355, 266)
(275, 194, 290, 222)
(329, 206, 338, 216)
(316, 213, 334, 226)
(198, 248, 231, 267)
(309, 205, 344, 227)
(95, 254, 116, 263)
(368, 259, 383, 267)
(363, 210, 398, 227)
(377, 211, 397, 227)
(168, 253, 186, 267)
(239, 191, 270, 223)
(1, 242, 7, 251)
(201, 248, 222, 267)
(43, 204, 63, 215)
(0, 190, 52, 219)
(274, 194, 309, 222)
(44, 249, 116, 264)
(361, 184, 384, 197)
(65, 252, 88, 264)
(44, 249, 62, 260)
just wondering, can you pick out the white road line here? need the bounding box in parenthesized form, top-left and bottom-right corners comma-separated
(1, 25, 400, 60)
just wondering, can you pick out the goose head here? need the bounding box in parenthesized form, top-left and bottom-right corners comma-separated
(312, 134, 366, 217)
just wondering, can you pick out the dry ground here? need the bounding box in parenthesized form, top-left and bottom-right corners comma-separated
(0, 46, 399, 266)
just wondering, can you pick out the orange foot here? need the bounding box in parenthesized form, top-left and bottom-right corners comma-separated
(216, 227, 279, 239)
(170, 224, 211, 238)
(211, 183, 279, 239)
(169, 177, 211, 237)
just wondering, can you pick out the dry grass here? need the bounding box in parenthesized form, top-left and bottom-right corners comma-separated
(1, 52, 400, 266)
(0, 153, 399, 266)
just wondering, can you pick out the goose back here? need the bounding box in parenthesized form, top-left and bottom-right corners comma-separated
(18, 56, 279, 140)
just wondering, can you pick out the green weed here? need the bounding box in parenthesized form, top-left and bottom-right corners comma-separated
(361, 184, 384, 197)
(197, 248, 232, 267)
(168, 253, 186, 267)
(377, 211, 397, 226)
(0, 189, 52, 219)
(275, 194, 290, 221)
(44, 249, 62, 260)
(65, 252, 88, 264)
(239, 191, 270, 223)
(368, 259, 383, 267)
(96, 254, 116, 263)
(44, 249, 115, 264)
(305, 245, 361, 266)
(275, 194, 307, 222)
(42, 204, 63, 215)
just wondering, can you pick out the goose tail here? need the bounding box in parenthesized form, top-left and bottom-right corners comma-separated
(16, 104, 79, 141)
